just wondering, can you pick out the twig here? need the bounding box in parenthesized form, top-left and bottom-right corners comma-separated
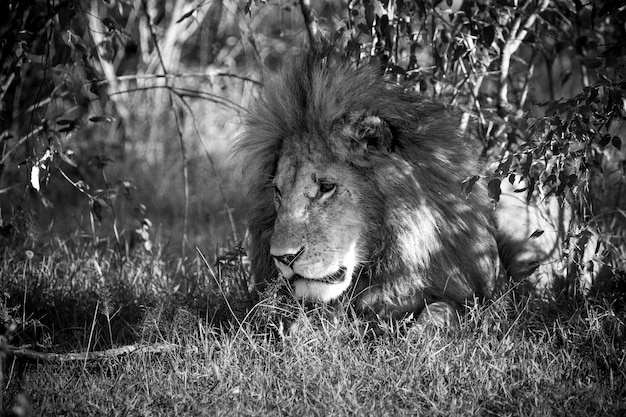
(7, 343, 178, 363)
(0, 126, 44, 166)
(84, 301, 99, 370)
(519, 50, 537, 109)
(91, 72, 261, 87)
(196, 247, 259, 353)
(171, 92, 190, 254)
(299, 0, 321, 49)
(175, 91, 242, 243)
(140, 0, 190, 255)
(498, 0, 550, 115)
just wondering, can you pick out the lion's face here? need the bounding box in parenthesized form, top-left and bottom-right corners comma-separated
(270, 145, 368, 302)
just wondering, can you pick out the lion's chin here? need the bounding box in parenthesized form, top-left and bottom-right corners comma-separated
(292, 267, 353, 303)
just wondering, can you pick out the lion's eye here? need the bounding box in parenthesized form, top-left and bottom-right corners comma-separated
(318, 181, 337, 196)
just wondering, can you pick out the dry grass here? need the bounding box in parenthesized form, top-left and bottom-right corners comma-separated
(1, 236, 625, 416)
(5, 302, 626, 416)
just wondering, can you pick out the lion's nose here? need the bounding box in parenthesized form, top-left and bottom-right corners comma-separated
(271, 246, 305, 267)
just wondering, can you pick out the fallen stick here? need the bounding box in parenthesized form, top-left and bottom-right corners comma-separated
(6, 343, 178, 362)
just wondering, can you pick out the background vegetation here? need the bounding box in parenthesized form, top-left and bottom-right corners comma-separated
(1, 0, 625, 415)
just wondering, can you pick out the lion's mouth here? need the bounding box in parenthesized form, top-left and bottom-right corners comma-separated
(293, 267, 348, 284)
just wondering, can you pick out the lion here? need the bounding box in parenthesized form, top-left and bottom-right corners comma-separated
(237, 49, 602, 327)
(496, 176, 604, 296)
(237, 49, 501, 327)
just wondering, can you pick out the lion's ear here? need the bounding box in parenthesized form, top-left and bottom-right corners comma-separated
(348, 114, 394, 155)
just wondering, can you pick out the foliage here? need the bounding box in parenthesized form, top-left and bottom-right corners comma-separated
(326, 0, 626, 270)
(0, 0, 261, 253)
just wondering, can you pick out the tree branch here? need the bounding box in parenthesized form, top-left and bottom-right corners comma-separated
(7, 343, 178, 363)
(498, 0, 550, 115)
(299, 0, 321, 49)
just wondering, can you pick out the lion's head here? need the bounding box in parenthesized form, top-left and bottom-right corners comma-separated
(238, 50, 500, 324)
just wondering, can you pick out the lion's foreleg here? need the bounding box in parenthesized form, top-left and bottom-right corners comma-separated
(415, 301, 460, 330)
(355, 284, 460, 329)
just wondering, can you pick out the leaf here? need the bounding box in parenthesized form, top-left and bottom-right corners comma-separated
(599, 134, 612, 146)
(387, 65, 406, 75)
(452, 43, 467, 62)
(529, 229, 544, 239)
(585, 86, 598, 104)
(89, 115, 115, 123)
(364, 0, 379, 28)
(498, 153, 512, 176)
(244, 0, 253, 15)
(176, 9, 195, 23)
(357, 22, 370, 34)
(57, 118, 79, 133)
(59, 150, 77, 167)
(462, 175, 480, 195)
(91, 200, 102, 222)
(612, 136, 622, 150)
(481, 25, 495, 48)
(525, 177, 536, 203)
(521, 154, 533, 178)
(30, 165, 41, 191)
(487, 178, 501, 202)
(102, 17, 119, 32)
(508, 173, 516, 185)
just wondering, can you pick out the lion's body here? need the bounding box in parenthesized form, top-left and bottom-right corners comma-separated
(238, 50, 501, 323)
(496, 177, 603, 296)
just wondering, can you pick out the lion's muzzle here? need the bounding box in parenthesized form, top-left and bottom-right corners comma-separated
(271, 246, 305, 270)
(270, 242, 355, 302)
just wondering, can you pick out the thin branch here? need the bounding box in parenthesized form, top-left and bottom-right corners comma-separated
(172, 87, 248, 114)
(456, 58, 486, 133)
(519, 50, 537, 108)
(0, 73, 15, 104)
(196, 248, 258, 352)
(7, 343, 178, 363)
(105, 86, 247, 114)
(498, 0, 550, 115)
(299, 0, 321, 49)
(171, 92, 190, 255)
(84, 301, 99, 371)
(92, 72, 261, 87)
(176, 93, 241, 243)
(140, 0, 189, 255)
(0, 126, 44, 166)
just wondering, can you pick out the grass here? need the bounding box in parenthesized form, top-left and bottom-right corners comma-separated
(1, 236, 625, 416)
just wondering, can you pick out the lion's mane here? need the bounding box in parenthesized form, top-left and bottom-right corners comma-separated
(238, 50, 500, 320)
